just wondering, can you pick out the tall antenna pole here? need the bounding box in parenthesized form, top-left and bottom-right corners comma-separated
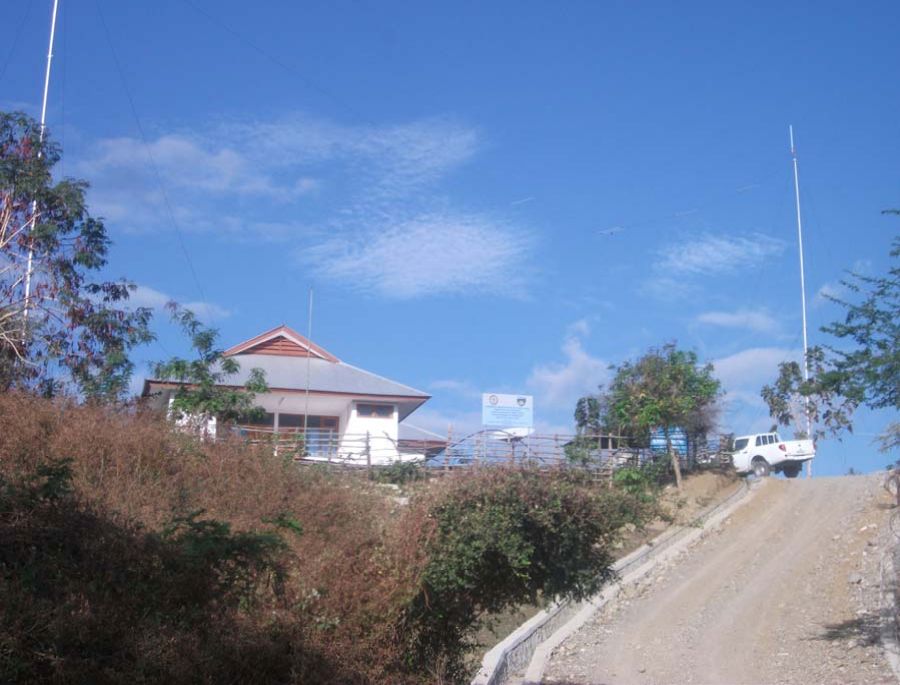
(22, 0, 61, 333)
(303, 288, 313, 454)
(790, 125, 813, 478)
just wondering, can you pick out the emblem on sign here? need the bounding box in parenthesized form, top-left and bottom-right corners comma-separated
(489, 394, 499, 405)
(517, 398, 526, 407)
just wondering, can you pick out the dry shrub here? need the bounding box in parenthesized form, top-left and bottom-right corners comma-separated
(0, 393, 648, 684)
(0, 393, 419, 683)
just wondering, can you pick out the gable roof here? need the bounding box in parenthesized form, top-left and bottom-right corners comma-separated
(217, 354, 429, 400)
(223, 325, 339, 362)
(145, 325, 430, 420)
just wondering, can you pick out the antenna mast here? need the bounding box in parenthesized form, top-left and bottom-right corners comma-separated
(789, 125, 813, 478)
(22, 0, 61, 332)
(303, 288, 314, 454)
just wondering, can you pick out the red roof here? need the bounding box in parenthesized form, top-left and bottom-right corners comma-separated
(223, 325, 340, 363)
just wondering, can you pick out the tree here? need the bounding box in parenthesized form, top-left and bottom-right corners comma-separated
(586, 343, 722, 489)
(0, 111, 152, 400)
(152, 304, 268, 429)
(762, 231, 899, 452)
(574, 395, 601, 435)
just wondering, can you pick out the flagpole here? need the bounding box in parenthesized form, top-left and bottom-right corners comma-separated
(789, 125, 813, 479)
(22, 0, 61, 333)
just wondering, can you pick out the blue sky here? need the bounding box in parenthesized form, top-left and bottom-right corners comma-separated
(3, 0, 897, 475)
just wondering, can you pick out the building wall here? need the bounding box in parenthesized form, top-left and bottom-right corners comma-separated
(340, 401, 402, 465)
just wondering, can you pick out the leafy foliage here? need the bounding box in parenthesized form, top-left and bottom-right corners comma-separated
(152, 303, 268, 425)
(401, 467, 651, 681)
(580, 343, 722, 488)
(574, 395, 601, 435)
(0, 111, 153, 400)
(762, 233, 899, 451)
(373, 460, 426, 486)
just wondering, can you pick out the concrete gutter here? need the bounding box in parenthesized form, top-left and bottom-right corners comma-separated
(880, 542, 900, 681)
(470, 477, 760, 685)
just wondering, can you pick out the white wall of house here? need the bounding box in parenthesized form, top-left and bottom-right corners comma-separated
(340, 401, 401, 465)
(164, 390, 421, 466)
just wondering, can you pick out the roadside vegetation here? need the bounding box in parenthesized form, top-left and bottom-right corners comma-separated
(0, 392, 655, 684)
(762, 229, 898, 452)
(571, 342, 722, 489)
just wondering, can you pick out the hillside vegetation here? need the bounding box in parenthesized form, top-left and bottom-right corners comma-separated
(0, 393, 651, 684)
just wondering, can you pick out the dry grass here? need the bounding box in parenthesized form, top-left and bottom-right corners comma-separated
(0, 392, 428, 683)
(0, 392, 647, 684)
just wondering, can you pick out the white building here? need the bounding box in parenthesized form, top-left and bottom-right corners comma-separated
(142, 325, 438, 465)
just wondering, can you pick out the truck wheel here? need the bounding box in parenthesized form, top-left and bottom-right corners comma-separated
(751, 457, 770, 478)
(783, 464, 801, 479)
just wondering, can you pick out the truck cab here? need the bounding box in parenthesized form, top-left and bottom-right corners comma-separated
(731, 432, 815, 479)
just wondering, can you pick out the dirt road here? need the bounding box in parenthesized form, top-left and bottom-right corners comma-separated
(544, 474, 896, 685)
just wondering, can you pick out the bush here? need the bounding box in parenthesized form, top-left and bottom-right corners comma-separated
(373, 460, 427, 486)
(398, 467, 652, 681)
(0, 393, 652, 684)
(0, 458, 317, 684)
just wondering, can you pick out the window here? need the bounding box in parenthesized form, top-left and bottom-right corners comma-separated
(733, 438, 749, 451)
(755, 436, 763, 447)
(241, 412, 274, 427)
(277, 414, 338, 430)
(356, 403, 394, 418)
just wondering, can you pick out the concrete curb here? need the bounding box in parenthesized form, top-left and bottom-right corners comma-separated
(880, 542, 900, 681)
(470, 477, 759, 685)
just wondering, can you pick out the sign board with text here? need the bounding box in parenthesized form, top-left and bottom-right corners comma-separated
(482, 393, 534, 429)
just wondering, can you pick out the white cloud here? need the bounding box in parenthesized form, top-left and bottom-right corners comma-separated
(217, 115, 479, 199)
(644, 232, 786, 299)
(813, 282, 844, 307)
(430, 379, 481, 399)
(305, 212, 533, 299)
(713, 346, 796, 390)
(712, 346, 800, 432)
(812, 260, 870, 307)
(696, 308, 780, 334)
(79, 135, 317, 203)
(656, 233, 785, 277)
(405, 407, 482, 439)
(527, 322, 609, 410)
(129, 285, 230, 321)
(76, 113, 533, 299)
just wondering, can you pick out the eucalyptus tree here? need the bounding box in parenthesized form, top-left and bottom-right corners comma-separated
(0, 111, 152, 400)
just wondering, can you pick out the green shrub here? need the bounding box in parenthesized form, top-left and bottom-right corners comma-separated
(399, 466, 651, 681)
(373, 460, 427, 486)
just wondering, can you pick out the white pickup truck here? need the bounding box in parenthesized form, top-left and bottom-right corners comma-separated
(730, 432, 815, 478)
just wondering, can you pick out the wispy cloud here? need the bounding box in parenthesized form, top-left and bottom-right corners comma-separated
(405, 407, 483, 438)
(712, 346, 800, 432)
(657, 233, 785, 277)
(644, 232, 786, 300)
(79, 134, 317, 201)
(129, 285, 230, 321)
(76, 113, 534, 299)
(527, 320, 609, 410)
(812, 259, 871, 308)
(304, 212, 533, 299)
(430, 379, 482, 399)
(696, 308, 780, 334)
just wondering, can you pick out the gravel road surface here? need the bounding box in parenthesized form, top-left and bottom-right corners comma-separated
(544, 474, 896, 685)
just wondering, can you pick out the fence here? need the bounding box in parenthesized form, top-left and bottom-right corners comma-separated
(232, 426, 444, 468)
(229, 425, 732, 477)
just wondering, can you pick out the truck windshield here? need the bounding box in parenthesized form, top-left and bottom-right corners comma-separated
(733, 438, 749, 451)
